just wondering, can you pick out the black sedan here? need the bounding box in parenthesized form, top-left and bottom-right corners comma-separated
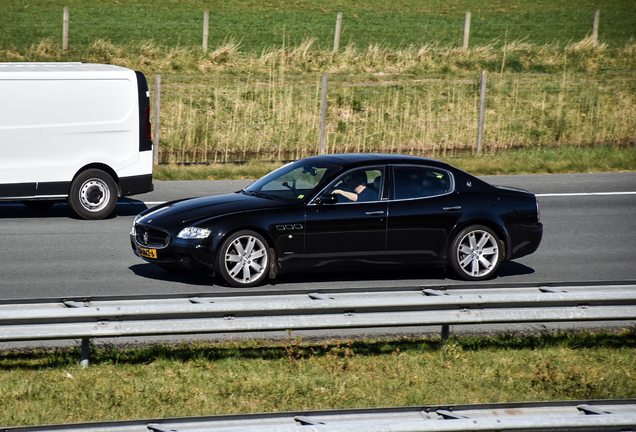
(131, 154, 542, 287)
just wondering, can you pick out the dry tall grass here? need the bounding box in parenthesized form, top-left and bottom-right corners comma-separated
(2, 38, 635, 162)
(156, 70, 636, 163)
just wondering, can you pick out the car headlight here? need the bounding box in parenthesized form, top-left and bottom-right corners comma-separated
(177, 227, 212, 239)
(130, 216, 140, 236)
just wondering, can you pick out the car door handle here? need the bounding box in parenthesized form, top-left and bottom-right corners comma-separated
(443, 206, 462, 211)
(366, 211, 385, 215)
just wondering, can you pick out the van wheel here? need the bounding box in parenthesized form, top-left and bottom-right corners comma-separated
(68, 169, 118, 220)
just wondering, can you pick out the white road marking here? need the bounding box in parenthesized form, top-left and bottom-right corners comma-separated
(536, 192, 636, 197)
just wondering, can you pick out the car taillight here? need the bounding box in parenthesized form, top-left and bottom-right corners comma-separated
(145, 104, 152, 141)
(536, 197, 540, 222)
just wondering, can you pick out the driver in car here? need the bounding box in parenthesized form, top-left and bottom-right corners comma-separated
(332, 172, 375, 202)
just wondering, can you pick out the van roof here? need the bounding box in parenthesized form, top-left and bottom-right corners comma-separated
(0, 62, 132, 73)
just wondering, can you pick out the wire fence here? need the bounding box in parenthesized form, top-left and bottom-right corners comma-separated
(151, 71, 636, 163)
(2, 7, 635, 53)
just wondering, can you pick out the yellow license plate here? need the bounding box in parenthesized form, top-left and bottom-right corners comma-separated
(137, 246, 157, 259)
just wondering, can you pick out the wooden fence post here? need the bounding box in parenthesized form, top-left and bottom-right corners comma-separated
(333, 12, 343, 53)
(591, 9, 600, 47)
(153, 74, 161, 165)
(463, 12, 471, 50)
(63, 7, 69, 51)
(203, 10, 210, 52)
(319, 74, 328, 155)
(476, 70, 487, 155)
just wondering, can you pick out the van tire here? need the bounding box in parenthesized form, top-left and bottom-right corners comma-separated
(68, 169, 118, 220)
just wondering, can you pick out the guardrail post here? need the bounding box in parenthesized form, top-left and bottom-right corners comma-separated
(80, 338, 90, 368)
(441, 324, 450, 342)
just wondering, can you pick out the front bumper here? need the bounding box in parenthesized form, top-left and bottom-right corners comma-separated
(129, 234, 216, 272)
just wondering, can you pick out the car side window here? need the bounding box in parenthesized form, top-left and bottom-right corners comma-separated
(393, 166, 452, 200)
(327, 168, 384, 203)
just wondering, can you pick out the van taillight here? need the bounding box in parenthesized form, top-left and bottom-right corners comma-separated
(145, 104, 152, 140)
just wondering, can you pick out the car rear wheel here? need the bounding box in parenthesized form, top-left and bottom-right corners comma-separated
(450, 225, 501, 281)
(217, 230, 270, 288)
(68, 169, 118, 220)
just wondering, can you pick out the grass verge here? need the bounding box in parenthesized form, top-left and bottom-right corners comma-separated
(1, 329, 635, 426)
(2, 0, 634, 52)
(152, 145, 636, 181)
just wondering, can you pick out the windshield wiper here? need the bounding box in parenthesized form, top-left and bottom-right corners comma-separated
(242, 189, 275, 200)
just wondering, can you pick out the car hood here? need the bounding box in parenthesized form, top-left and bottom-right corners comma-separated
(136, 192, 288, 227)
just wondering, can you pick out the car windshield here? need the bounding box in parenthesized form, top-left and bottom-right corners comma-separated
(243, 160, 341, 202)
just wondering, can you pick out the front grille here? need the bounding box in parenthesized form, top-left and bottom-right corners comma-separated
(135, 225, 170, 248)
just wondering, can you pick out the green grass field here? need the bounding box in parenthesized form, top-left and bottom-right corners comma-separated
(1, 330, 635, 426)
(2, 0, 635, 51)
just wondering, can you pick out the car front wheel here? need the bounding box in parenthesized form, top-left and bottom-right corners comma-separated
(217, 230, 270, 288)
(450, 225, 501, 281)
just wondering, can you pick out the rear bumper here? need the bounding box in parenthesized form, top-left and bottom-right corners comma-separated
(508, 222, 543, 260)
(120, 174, 153, 197)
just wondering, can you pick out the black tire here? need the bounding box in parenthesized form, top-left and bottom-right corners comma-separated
(67, 169, 118, 220)
(216, 230, 270, 288)
(449, 225, 501, 281)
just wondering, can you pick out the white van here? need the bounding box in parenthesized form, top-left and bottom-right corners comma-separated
(0, 62, 153, 220)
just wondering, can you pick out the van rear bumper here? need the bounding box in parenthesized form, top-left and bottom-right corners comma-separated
(120, 174, 153, 197)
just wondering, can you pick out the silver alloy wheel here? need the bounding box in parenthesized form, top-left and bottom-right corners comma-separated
(223, 233, 268, 285)
(455, 228, 500, 278)
(79, 178, 110, 212)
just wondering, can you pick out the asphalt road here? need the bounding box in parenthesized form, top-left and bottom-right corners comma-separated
(1, 172, 635, 302)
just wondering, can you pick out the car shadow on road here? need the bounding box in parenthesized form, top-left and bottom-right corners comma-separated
(271, 267, 450, 285)
(129, 264, 215, 286)
(274, 261, 535, 285)
(129, 261, 535, 289)
(495, 261, 536, 277)
(0, 199, 148, 219)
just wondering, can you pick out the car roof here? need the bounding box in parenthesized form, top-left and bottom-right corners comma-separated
(302, 153, 452, 169)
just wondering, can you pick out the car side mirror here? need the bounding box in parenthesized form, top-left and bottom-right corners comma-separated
(315, 194, 338, 205)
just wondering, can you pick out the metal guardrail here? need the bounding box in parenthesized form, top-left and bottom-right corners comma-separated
(1, 283, 635, 366)
(4, 399, 636, 432)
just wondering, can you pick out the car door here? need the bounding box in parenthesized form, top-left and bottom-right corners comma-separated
(304, 167, 388, 267)
(386, 165, 463, 264)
